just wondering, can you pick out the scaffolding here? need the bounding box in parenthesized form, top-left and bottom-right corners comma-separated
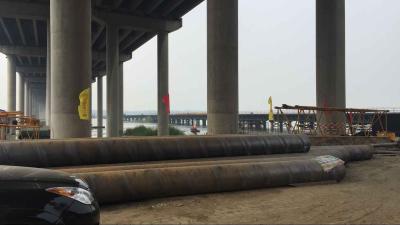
(275, 105, 389, 137)
(0, 111, 41, 140)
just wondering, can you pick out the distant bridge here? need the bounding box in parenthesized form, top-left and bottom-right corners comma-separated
(124, 113, 400, 136)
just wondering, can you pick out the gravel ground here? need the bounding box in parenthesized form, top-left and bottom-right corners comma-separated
(101, 155, 400, 224)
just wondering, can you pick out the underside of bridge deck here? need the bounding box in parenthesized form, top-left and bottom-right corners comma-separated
(0, 0, 204, 79)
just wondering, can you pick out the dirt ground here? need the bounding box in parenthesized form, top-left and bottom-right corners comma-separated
(101, 155, 400, 224)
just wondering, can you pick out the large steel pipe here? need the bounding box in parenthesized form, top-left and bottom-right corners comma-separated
(311, 145, 374, 162)
(310, 136, 391, 146)
(78, 157, 346, 205)
(60, 145, 373, 174)
(0, 135, 310, 168)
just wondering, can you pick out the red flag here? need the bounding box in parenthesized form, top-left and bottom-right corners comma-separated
(162, 94, 170, 114)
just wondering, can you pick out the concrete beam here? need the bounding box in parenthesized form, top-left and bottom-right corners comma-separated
(17, 66, 46, 74)
(93, 10, 182, 32)
(29, 83, 46, 88)
(0, 45, 131, 61)
(24, 77, 46, 83)
(21, 73, 46, 79)
(0, 0, 49, 20)
(93, 50, 132, 62)
(0, 45, 46, 57)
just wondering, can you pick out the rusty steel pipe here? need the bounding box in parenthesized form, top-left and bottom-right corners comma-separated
(310, 145, 374, 162)
(78, 157, 346, 205)
(0, 135, 310, 167)
(59, 145, 373, 174)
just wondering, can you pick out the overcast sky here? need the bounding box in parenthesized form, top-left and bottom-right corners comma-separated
(0, 0, 399, 113)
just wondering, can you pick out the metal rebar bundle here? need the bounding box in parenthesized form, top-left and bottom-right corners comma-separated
(0, 135, 310, 167)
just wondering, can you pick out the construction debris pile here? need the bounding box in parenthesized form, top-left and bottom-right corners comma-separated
(0, 135, 388, 205)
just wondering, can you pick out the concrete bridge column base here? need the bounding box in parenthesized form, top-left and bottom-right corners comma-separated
(157, 32, 170, 136)
(207, 0, 239, 135)
(106, 24, 121, 138)
(24, 81, 29, 116)
(50, 0, 91, 139)
(7, 55, 16, 112)
(316, 0, 346, 135)
(18, 75, 24, 113)
(45, 21, 51, 127)
(119, 63, 124, 136)
(97, 76, 103, 138)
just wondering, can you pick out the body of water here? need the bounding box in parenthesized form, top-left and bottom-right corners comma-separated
(91, 119, 207, 137)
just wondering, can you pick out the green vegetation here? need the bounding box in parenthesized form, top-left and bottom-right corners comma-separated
(125, 126, 157, 136)
(124, 126, 185, 136)
(169, 127, 185, 136)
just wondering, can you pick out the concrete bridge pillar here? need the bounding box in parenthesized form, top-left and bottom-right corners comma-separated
(31, 90, 37, 118)
(50, 0, 92, 139)
(119, 62, 124, 136)
(46, 20, 51, 127)
(31, 88, 46, 121)
(263, 121, 268, 131)
(28, 83, 32, 116)
(97, 76, 103, 138)
(316, 0, 346, 135)
(18, 75, 25, 113)
(24, 81, 29, 116)
(39, 90, 46, 121)
(157, 32, 170, 136)
(106, 24, 121, 137)
(7, 55, 16, 112)
(31, 91, 35, 117)
(207, 0, 238, 135)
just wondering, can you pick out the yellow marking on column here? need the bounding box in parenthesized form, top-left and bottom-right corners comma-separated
(78, 88, 90, 120)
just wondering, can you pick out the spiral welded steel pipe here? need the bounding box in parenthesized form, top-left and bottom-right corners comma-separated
(311, 145, 374, 162)
(59, 145, 374, 174)
(78, 157, 346, 204)
(0, 135, 310, 167)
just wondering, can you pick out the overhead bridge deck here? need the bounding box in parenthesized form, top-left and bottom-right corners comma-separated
(0, 0, 204, 79)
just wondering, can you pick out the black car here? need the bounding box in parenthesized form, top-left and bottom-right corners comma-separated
(0, 166, 99, 225)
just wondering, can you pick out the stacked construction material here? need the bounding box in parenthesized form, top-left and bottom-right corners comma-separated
(0, 135, 375, 204)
